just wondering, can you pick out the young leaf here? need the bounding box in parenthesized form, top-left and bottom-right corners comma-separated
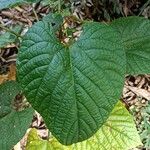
(0, 81, 34, 150)
(26, 102, 142, 150)
(26, 128, 71, 150)
(0, 25, 22, 48)
(111, 17, 150, 74)
(42, 13, 63, 31)
(17, 20, 126, 145)
(0, 32, 14, 48)
(89, 101, 142, 150)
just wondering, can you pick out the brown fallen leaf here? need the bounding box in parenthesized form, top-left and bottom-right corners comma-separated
(125, 85, 150, 100)
(7, 63, 16, 80)
(0, 74, 8, 84)
(0, 63, 16, 84)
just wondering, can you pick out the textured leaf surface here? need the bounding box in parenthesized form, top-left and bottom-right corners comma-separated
(111, 17, 150, 74)
(26, 102, 142, 150)
(26, 128, 71, 150)
(17, 20, 126, 145)
(0, 81, 34, 150)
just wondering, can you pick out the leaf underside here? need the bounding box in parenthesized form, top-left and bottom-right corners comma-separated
(17, 20, 126, 145)
(26, 102, 142, 150)
(111, 17, 150, 74)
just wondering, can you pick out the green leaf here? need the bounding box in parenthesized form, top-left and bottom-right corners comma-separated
(25, 0, 40, 2)
(87, 101, 142, 150)
(0, 81, 20, 118)
(26, 128, 71, 150)
(41, 0, 62, 7)
(111, 17, 150, 74)
(26, 102, 142, 150)
(0, 0, 23, 9)
(17, 20, 126, 145)
(0, 108, 34, 150)
(0, 81, 34, 150)
(0, 32, 14, 48)
(0, 0, 39, 9)
(43, 13, 63, 31)
(0, 25, 22, 48)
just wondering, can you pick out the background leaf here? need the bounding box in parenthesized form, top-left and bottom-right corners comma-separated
(0, 0, 23, 9)
(0, 0, 39, 10)
(0, 25, 22, 48)
(26, 128, 71, 150)
(0, 81, 34, 150)
(42, 13, 63, 31)
(26, 101, 142, 150)
(0, 81, 20, 118)
(17, 19, 126, 145)
(111, 17, 150, 74)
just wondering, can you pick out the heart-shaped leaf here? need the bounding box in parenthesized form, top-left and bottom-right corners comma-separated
(17, 20, 126, 145)
(111, 17, 150, 74)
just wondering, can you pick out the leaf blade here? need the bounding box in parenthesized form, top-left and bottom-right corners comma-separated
(0, 81, 34, 150)
(0, 108, 33, 150)
(26, 102, 142, 150)
(111, 17, 150, 74)
(17, 20, 126, 145)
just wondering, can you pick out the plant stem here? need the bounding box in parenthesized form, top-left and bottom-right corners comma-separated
(58, 0, 61, 13)
(0, 24, 22, 38)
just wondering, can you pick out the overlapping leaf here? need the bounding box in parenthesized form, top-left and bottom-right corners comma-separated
(26, 102, 142, 150)
(17, 19, 126, 145)
(111, 17, 150, 74)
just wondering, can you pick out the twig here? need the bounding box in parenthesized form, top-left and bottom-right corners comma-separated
(1, 11, 29, 23)
(138, 0, 150, 16)
(32, 6, 39, 21)
(69, 15, 84, 23)
(125, 85, 150, 100)
(58, 0, 61, 13)
(0, 24, 22, 39)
